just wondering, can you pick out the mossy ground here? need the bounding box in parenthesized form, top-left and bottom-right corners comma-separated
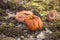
(0, 0, 60, 40)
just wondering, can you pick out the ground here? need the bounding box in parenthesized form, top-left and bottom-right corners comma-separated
(0, 0, 60, 40)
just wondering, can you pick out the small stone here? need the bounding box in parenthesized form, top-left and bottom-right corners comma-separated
(37, 32, 45, 40)
(17, 38, 21, 40)
(20, 36, 24, 38)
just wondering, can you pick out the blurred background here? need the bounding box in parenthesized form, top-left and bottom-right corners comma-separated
(0, 0, 60, 40)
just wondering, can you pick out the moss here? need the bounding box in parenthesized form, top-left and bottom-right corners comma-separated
(44, 31, 60, 40)
(2, 27, 23, 37)
(0, 16, 6, 21)
(8, 23, 15, 28)
(8, 2, 16, 10)
(10, 0, 19, 4)
(33, 10, 48, 21)
(43, 20, 60, 32)
(0, 8, 8, 16)
(0, 23, 25, 37)
(23, 2, 46, 10)
(54, 32, 60, 38)
(0, 23, 15, 33)
(0, 8, 5, 14)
